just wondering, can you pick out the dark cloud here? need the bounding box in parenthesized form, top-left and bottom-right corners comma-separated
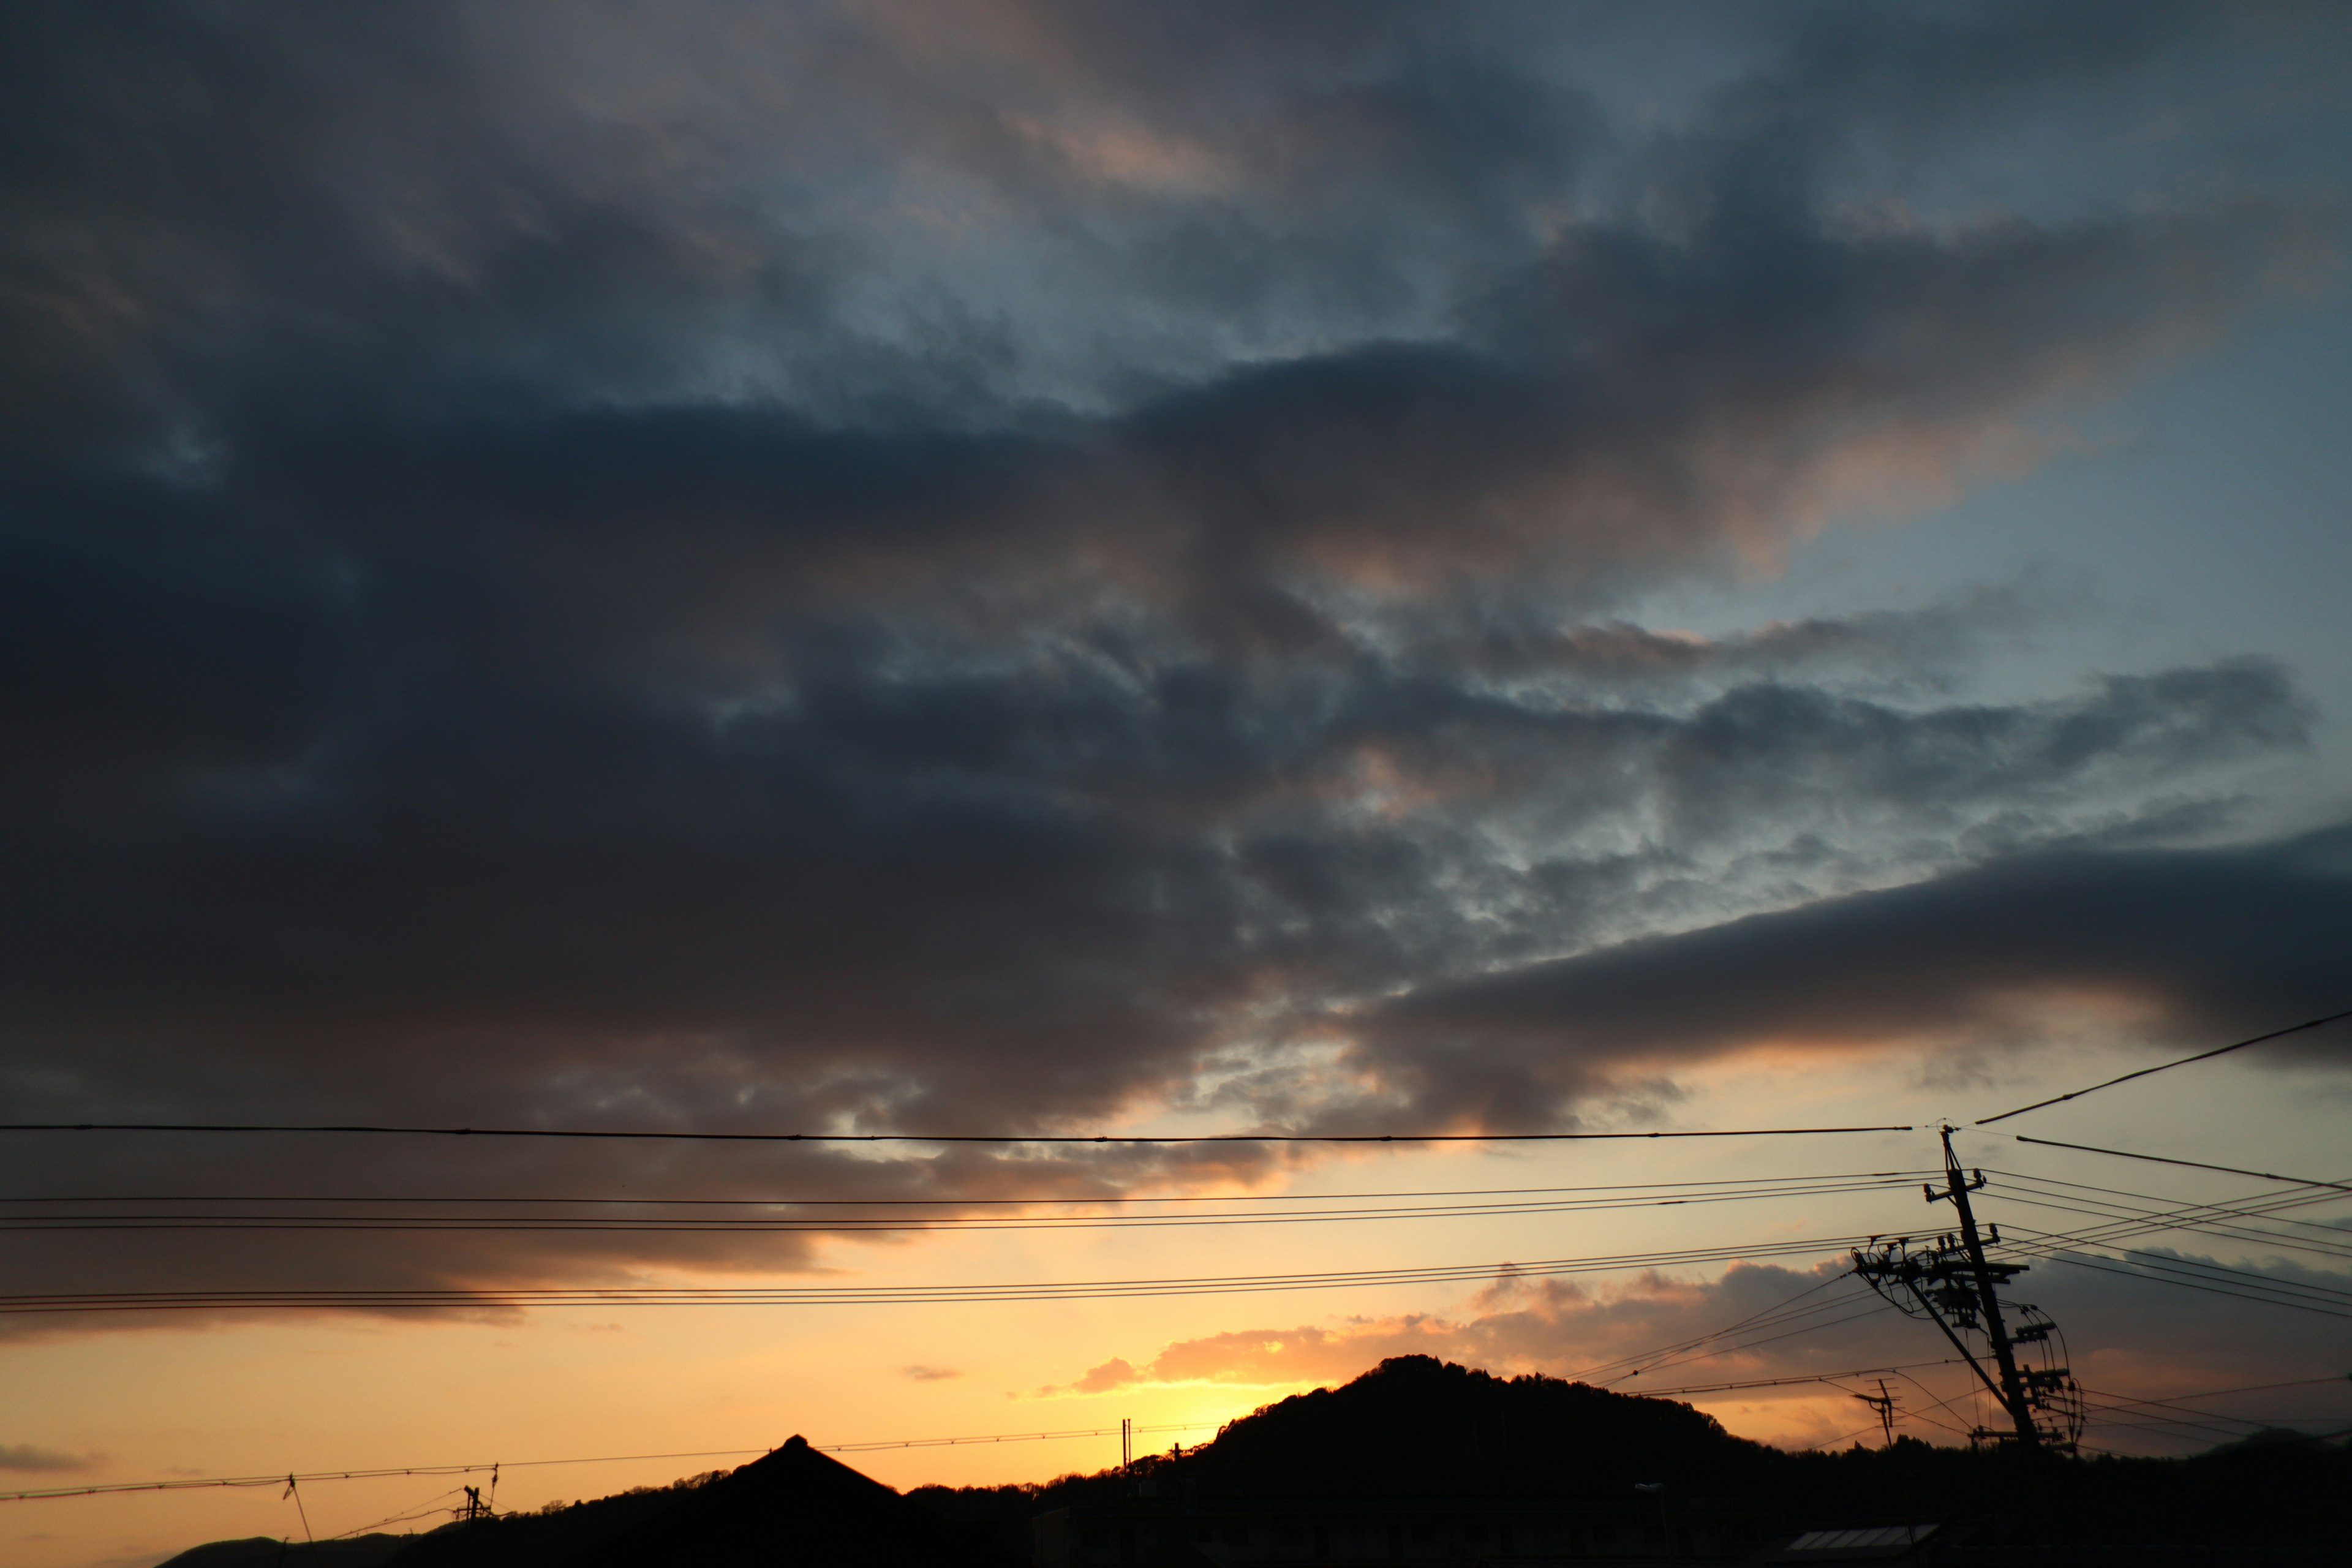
(0, 1444, 92, 1474)
(1358, 825, 2352, 1128)
(0, 1, 2346, 1332)
(1036, 1242, 2352, 1454)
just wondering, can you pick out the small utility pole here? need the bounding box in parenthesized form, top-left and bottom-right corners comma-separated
(1852, 1379, 1898, 1447)
(1121, 1417, 1133, 1472)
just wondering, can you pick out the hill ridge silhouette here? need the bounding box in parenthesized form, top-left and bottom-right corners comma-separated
(150, 1356, 2352, 1566)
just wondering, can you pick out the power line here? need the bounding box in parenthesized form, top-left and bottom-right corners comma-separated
(2008, 1135, 2352, 1196)
(1982, 1167, 2352, 1259)
(0, 1232, 1883, 1315)
(1986, 1178, 2352, 1275)
(1628, 1359, 1968, 1398)
(1885, 1371, 1984, 1442)
(1566, 1270, 1871, 1386)
(0, 1175, 1932, 1235)
(1605, 1298, 1898, 1389)
(2000, 1240, 2352, 1322)
(2081, 1374, 2351, 1408)
(0, 1169, 1940, 1208)
(0, 1423, 1224, 1506)
(0, 1120, 1913, 1145)
(1565, 1275, 1852, 1383)
(1982, 1161, 2352, 1264)
(1980, 1172, 2352, 1319)
(1985, 1168, 2352, 1246)
(1989, 1192, 2352, 1269)
(1973, 1009, 2352, 1126)
(2074, 1379, 2352, 1445)
(825, 1420, 1215, 1455)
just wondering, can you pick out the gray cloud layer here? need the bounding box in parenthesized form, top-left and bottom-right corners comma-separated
(1038, 1243, 2352, 1454)
(2, 2, 2349, 1328)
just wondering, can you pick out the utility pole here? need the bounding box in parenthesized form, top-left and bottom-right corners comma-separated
(1852, 1379, 1898, 1447)
(1930, 1126, 2038, 1449)
(1121, 1417, 1133, 1472)
(1853, 1126, 2078, 1452)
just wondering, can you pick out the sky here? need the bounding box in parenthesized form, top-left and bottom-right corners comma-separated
(3, 3, 2351, 1564)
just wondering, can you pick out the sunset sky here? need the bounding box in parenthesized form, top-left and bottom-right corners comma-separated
(5, 5, 2351, 1566)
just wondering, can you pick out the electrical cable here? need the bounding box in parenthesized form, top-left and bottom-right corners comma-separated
(2075, 1385, 2348, 1438)
(2007, 1136, 2352, 1196)
(0, 1231, 1886, 1315)
(1985, 1179, 2352, 1297)
(0, 1121, 1915, 1144)
(1985, 1189, 2352, 1270)
(1566, 1270, 1871, 1385)
(0, 1175, 1938, 1235)
(1973, 1009, 2352, 1126)
(0, 1170, 1943, 1208)
(1617, 1359, 1967, 1398)
(1983, 1168, 2352, 1246)
(2079, 1374, 2351, 1408)
(1995, 1242, 2352, 1321)
(1991, 1195, 2352, 1302)
(1885, 1371, 1982, 1442)
(1602, 1297, 1898, 1389)
(0, 1422, 1223, 1505)
(1978, 1169, 2352, 1273)
(326, 1485, 472, 1540)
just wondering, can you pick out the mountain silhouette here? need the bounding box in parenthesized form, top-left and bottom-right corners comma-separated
(1166, 1354, 1768, 1497)
(149, 1357, 2352, 1564)
(155, 1538, 409, 1568)
(368, 1436, 1017, 1568)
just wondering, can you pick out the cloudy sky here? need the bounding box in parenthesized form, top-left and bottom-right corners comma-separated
(6, 4, 2351, 1563)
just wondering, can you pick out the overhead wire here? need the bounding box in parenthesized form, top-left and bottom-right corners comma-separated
(1983, 1168, 2352, 1245)
(0, 1423, 1224, 1506)
(2071, 1385, 2349, 1444)
(326, 1485, 474, 1540)
(0, 1173, 1940, 1235)
(1973, 1008, 2352, 1126)
(0, 1121, 1914, 1144)
(0, 1231, 1888, 1315)
(1978, 1175, 2352, 1317)
(1618, 1359, 1968, 1398)
(1980, 1177, 2352, 1267)
(2081, 1374, 2351, 1408)
(1884, 1371, 1983, 1442)
(1564, 1270, 1882, 1387)
(1992, 1175, 2352, 1256)
(1997, 1240, 2352, 1322)
(1601, 1296, 1900, 1389)
(0, 1170, 1943, 1209)
(1988, 1194, 2352, 1273)
(2006, 1135, 2352, 1196)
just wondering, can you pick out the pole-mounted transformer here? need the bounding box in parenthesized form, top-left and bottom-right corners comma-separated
(1852, 1127, 2082, 1452)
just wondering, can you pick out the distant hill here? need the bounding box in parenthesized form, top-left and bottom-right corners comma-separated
(916, 1355, 2352, 1550)
(364, 1471, 722, 1567)
(149, 1357, 2352, 1564)
(155, 1537, 409, 1568)
(1170, 1352, 1771, 1496)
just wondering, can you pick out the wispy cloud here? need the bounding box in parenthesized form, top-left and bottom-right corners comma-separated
(0, 1445, 93, 1474)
